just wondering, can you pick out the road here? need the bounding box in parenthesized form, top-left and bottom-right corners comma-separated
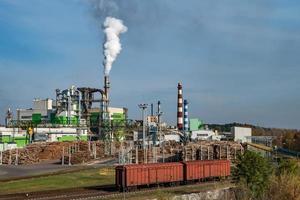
(0, 158, 117, 180)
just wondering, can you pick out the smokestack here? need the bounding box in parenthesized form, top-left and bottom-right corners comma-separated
(104, 75, 110, 101)
(177, 83, 183, 131)
(151, 103, 154, 116)
(184, 99, 189, 131)
(157, 100, 161, 123)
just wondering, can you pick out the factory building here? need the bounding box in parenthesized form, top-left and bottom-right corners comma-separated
(231, 126, 252, 143)
(189, 118, 204, 131)
(0, 127, 27, 148)
(2, 84, 128, 149)
(17, 98, 55, 123)
(15, 85, 127, 127)
(0, 126, 88, 150)
(190, 130, 221, 141)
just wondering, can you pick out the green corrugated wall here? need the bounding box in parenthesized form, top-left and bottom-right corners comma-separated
(32, 113, 42, 124)
(0, 135, 11, 143)
(57, 135, 87, 142)
(189, 118, 204, 131)
(14, 137, 27, 147)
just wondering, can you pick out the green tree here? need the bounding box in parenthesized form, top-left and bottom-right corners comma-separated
(234, 150, 273, 199)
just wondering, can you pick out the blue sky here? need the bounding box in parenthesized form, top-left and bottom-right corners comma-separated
(0, 0, 300, 129)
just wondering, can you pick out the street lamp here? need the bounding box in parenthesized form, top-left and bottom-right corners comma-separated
(138, 104, 148, 149)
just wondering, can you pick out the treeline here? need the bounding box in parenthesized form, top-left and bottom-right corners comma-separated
(234, 150, 300, 200)
(207, 122, 300, 152)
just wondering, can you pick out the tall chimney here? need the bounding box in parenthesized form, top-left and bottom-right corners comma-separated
(177, 83, 183, 131)
(151, 103, 154, 116)
(184, 99, 189, 131)
(157, 100, 161, 123)
(104, 75, 110, 101)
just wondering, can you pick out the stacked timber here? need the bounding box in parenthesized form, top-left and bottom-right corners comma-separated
(126, 141, 243, 164)
(2, 147, 40, 165)
(211, 141, 243, 160)
(131, 147, 156, 164)
(62, 141, 115, 165)
(63, 151, 91, 164)
(1, 141, 119, 165)
(128, 141, 244, 164)
(181, 143, 214, 161)
(187, 141, 243, 161)
(38, 142, 73, 160)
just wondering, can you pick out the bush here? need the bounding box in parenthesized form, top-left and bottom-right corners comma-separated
(277, 159, 300, 175)
(265, 173, 300, 200)
(234, 150, 273, 199)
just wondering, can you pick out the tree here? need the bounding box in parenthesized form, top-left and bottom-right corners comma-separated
(234, 150, 273, 199)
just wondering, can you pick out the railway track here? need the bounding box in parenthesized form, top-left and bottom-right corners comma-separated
(0, 181, 233, 200)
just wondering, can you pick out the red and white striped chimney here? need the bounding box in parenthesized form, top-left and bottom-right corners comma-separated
(177, 82, 183, 131)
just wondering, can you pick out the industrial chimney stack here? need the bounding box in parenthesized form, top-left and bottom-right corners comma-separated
(104, 75, 110, 101)
(183, 99, 189, 131)
(177, 83, 183, 131)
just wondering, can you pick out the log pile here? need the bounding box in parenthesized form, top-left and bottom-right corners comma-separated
(182, 141, 243, 162)
(124, 141, 244, 164)
(1, 141, 117, 165)
(131, 148, 156, 164)
(2, 147, 40, 165)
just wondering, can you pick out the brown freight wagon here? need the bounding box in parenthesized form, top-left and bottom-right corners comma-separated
(115, 162, 184, 191)
(183, 160, 230, 181)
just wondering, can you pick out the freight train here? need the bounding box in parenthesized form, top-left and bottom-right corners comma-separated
(115, 160, 230, 191)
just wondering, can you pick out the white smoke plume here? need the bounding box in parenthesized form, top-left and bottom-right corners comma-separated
(103, 17, 127, 75)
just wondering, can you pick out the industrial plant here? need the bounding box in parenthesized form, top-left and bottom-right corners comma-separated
(0, 11, 252, 160)
(0, 15, 255, 200)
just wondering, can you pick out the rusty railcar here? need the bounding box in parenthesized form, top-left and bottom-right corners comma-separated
(115, 162, 184, 191)
(183, 160, 230, 181)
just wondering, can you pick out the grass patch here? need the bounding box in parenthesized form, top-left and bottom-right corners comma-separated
(108, 181, 235, 200)
(0, 167, 114, 195)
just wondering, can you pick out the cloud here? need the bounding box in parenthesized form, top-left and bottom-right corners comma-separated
(1, 0, 300, 129)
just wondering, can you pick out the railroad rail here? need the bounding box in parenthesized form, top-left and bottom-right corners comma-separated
(0, 180, 234, 200)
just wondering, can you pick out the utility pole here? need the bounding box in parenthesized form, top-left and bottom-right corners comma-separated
(138, 104, 148, 150)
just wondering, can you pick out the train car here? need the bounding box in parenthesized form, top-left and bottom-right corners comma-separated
(115, 162, 184, 191)
(183, 160, 230, 182)
(183, 160, 230, 181)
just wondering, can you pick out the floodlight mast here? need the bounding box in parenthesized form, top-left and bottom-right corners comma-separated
(138, 104, 148, 149)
